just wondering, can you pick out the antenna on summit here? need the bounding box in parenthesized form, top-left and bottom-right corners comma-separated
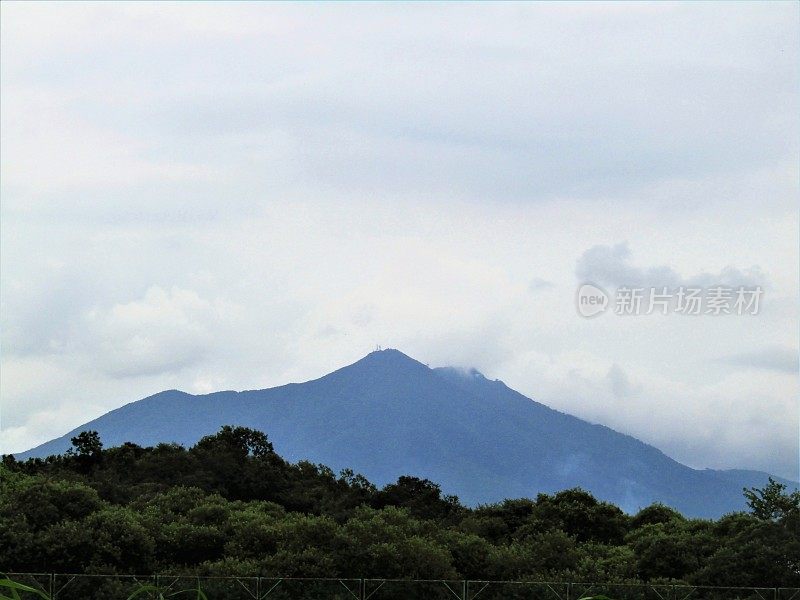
(375, 344, 382, 351)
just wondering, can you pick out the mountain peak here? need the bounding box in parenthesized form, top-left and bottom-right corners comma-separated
(356, 348, 428, 369)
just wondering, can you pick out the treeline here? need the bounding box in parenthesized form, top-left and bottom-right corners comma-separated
(1, 426, 798, 586)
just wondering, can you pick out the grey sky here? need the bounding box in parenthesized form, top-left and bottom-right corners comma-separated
(1, 2, 798, 480)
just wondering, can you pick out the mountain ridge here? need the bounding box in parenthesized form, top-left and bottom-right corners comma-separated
(15, 348, 796, 517)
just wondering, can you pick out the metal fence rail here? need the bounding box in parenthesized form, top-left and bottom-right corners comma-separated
(4, 574, 799, 600)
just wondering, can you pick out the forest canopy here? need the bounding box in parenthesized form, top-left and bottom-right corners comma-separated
(2, 426, 798, 587)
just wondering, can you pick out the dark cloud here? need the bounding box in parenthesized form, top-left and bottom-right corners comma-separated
(575, 242, 767, 289)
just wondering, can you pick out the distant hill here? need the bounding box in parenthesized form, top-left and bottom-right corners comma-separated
(17, 349, 796, 517)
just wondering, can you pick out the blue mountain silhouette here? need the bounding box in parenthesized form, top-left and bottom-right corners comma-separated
(17, 349, 795, 517)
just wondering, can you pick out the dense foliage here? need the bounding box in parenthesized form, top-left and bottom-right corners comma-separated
(2, 427, 798, 586)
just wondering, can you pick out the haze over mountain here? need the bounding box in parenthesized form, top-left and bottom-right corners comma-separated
(17, 349, 795, 518)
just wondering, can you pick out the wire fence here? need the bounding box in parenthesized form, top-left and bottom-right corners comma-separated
(4, 574, 799, 600)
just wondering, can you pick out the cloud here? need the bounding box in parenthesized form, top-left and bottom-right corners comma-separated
(1, 259, 96, 357)
(719, 345, 799, 374)
(499, 349, 799, 481)
(575, 242, 767, 289)
(529, 277, 554, 292)
(2, 3, 798, 211)
(84, 286, 236, 378)
(606, 364, 641, 399)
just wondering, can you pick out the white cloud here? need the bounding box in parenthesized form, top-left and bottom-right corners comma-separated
(83, 286, 236, 378)
(496, 349, 799, 479)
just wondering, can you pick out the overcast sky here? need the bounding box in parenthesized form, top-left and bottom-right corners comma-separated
(1, 1, 798, 481)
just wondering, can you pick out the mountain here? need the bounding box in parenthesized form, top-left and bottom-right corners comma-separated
(16, 349, 795, 517)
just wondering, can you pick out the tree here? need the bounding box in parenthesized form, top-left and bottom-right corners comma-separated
(467, 498, 535, 542)
(70, 430, 103, 456)
(6, 424, 797, 585)
(67, 431, 103, 472)
(694, 518, 800, 587)
(631, 503, 684, 529)
(190, 427, 287, 501)
(531, 488, 629, 544)
(628, 521, 714, 581)
(744, 477, 800, 522)
(373, 476, 463, 522)
(194, 426, 275, 459)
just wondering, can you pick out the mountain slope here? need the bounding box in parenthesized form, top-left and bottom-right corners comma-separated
(16, 349, 795, 517)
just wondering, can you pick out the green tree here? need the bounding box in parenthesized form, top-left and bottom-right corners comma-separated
(67, 430, 103, 472)
(744, 477, 800, 522)
(694, 517, 800, 587)
(70, 430, 103, 456)
(531, 488, 629, 544)
(627, 519, 715, 582)
(631, 503, 684, 529)
(374, 476, 463, 522)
